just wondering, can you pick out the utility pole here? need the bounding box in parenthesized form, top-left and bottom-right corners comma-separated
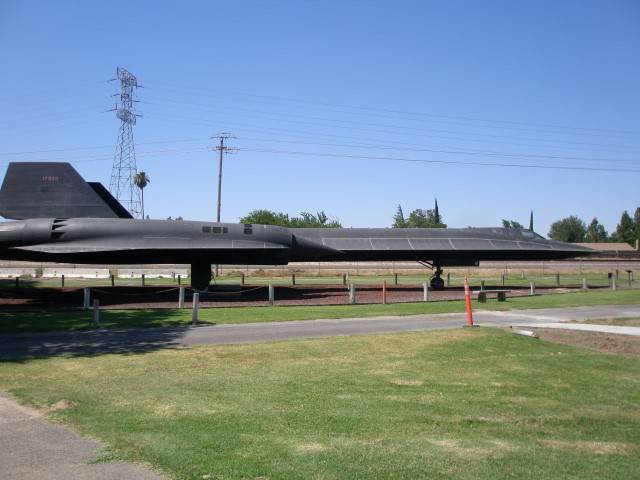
(211, 132, 235, 223)
(210, 132, 235, 279)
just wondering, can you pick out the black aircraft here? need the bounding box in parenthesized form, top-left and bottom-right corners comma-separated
(0, 162, 592, 290)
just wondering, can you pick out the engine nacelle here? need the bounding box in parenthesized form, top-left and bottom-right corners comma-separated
(0, 219, 54, 247)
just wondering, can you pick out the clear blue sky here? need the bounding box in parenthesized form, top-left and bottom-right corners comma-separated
(1, 0, 638, 236)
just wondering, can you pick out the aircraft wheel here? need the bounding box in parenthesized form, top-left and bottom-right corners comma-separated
(430, 276, 445, 290)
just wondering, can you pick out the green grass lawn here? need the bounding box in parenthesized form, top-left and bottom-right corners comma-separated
(0, 328, 638, 479)
(1, 289, 639, 334)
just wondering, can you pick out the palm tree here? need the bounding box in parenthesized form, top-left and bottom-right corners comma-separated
(133, 171, 150, 219)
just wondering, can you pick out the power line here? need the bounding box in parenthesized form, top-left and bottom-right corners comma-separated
(142, 81, 640, 138)
(238, 136, 638, 165)
(140, 103, 640, 153)
(0, 137, 207, 156)
(238, 147, 640, 173)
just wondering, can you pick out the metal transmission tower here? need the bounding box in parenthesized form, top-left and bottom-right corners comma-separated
(211, 132, 236, 222)
(109, 67, 142, 218)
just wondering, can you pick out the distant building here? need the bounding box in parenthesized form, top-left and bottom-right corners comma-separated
(575, 242, 639, 258)
(575, 242, 636, 252)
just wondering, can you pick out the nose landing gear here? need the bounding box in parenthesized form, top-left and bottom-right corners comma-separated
(191, 263, 212, 291)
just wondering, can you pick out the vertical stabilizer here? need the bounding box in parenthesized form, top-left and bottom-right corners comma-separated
(0, 162, 133, 220)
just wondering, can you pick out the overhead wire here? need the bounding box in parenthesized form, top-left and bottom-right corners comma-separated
(238, 147, 640, 173)
(143, 81, 640, 138)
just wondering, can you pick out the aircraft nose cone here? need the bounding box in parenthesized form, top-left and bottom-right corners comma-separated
(291, 235, 343, 261)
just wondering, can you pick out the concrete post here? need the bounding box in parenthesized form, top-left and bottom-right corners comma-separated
(178, 287, 185, 308)
(582, 277, 587, 290)
(191, 292, 199, 325)
(268, 284, 275, 306)
(92, 299, 100, 326)
(61, 274, 65, 288)
(446, 273, 450, 287)
(423, 283, 429, 302)
(521, 271, 525, 280)
(500, 273, 505, 287)
(555, 273, 560, 287)
(612, 275, 617, 291)
(349, 283, 356, 304)
(83, 287, 91, 310)
(529, 281, 535, 296)
(141, 273, 145, 287)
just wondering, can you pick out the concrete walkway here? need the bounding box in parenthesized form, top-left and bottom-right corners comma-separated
(0, 393, 162, 480)
(1, 304, 639, 359)
(513, 322, 640, 336)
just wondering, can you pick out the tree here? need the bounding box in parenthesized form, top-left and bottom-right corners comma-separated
(585, 217, 608, 243)
(239, 209, 291, 227)
(615, 210, 635, 245)
(548, 216, 586, 242)
(392, 205, 406, 228)
(288, 211, 342, 228)
(133, 171, 150, 219)
(239, 209, 341, 228)
(405, 208, 447, 228)
(502, 219, 524, 229)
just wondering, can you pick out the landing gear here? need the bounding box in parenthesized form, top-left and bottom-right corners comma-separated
(191, 263, 212, 291)
(430, 265, 445, 290)
(418, 261, 446, 290)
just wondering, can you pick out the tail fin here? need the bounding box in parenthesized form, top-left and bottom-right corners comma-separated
(0, 162, 133, 220)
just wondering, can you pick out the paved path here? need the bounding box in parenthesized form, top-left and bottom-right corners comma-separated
(1, 304, 639, 359)
(0, 393, 161, 480)
(513, 322, 640, 336)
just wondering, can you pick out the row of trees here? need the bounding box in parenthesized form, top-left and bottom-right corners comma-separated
(548, 208, 640, 246)
(239, 209, 342, 228)
(392, 201, 446, 228)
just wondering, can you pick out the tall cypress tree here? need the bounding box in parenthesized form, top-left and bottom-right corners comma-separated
(392, 205, 406, 228)
(615, 210, 635, 245)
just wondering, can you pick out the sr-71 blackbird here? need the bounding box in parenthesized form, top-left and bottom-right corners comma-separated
(0, 162, 592, 290)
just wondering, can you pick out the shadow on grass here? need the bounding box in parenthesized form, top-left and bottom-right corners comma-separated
(0, 309, 192, 361)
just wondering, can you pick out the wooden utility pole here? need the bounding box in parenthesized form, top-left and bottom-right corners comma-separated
(212, 132, 235, 223)
(211, 132, 235, 277)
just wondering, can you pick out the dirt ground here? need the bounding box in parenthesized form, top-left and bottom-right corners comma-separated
(0, 284, 573, 310)
(528, 328, 640, 357)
